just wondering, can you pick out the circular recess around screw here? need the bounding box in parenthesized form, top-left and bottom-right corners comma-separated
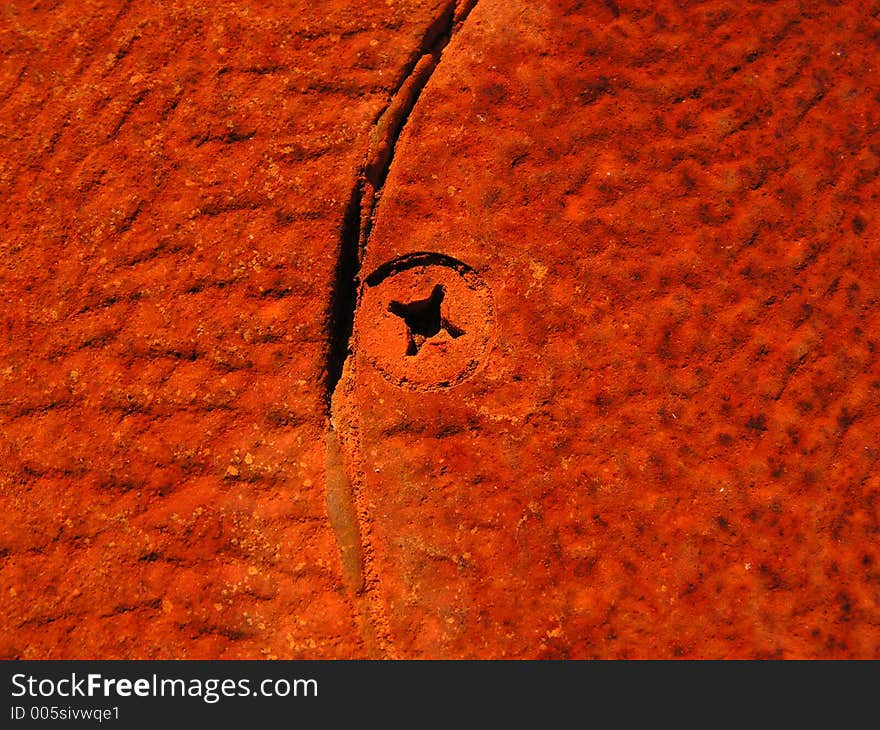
(359, 252, 495, 391)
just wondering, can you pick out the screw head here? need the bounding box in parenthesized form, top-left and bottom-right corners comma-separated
(359, 253, 495, 390)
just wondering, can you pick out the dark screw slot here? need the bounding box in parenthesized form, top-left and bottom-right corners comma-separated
(388, 284, 465, 356)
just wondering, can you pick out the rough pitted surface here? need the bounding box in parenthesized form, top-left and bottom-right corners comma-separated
(340, 0, 880, 658)
(3, 0, 880, 658)
(0, 0, 457, 659)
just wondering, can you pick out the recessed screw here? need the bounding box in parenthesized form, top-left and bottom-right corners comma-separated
(358, 253, 494, 390)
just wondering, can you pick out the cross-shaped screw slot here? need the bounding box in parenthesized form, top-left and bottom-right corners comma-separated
(388, 284, 465, 356)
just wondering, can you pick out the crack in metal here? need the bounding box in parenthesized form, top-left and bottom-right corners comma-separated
(322, 0, 480, 658)
(324, 0, 479, 403)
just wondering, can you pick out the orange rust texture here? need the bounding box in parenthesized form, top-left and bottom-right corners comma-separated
(3, 0, 880, 659)
(0, 0, 455, 659)
(347, 0, 880, 658)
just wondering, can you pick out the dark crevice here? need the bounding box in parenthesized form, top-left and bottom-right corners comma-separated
(323, 0, 479, 407)
(401, 1, 460, 94)
(324, 180, 364, 404)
